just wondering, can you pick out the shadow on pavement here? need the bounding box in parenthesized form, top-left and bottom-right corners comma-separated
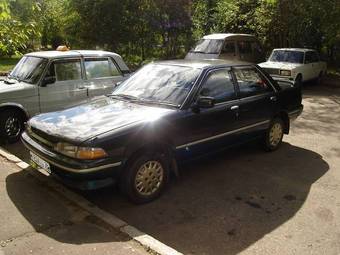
(5, 169, 130, 245)
(83, 142, 329, 255)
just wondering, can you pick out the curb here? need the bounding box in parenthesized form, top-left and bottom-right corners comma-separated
(0, 147, 183, 255)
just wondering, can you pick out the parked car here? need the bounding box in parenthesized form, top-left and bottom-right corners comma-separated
(259, 48, 327, 86)
(185, 33, 264, 63)
(22, 59, 303, 204)
(0, 49, 130, 143)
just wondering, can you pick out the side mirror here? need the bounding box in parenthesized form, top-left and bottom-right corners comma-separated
(41, 76, 56, 87)
(196, 96, 215, 109)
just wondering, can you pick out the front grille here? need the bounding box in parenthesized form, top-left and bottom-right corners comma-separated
(264, 68, 280, 75)
(28, 127, 56, 150)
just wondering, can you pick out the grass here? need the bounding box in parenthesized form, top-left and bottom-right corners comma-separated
(0, 57, 20, 73)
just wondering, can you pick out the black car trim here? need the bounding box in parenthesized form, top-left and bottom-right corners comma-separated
(176, 120, 270, 149)
(22, 133, 122, 173)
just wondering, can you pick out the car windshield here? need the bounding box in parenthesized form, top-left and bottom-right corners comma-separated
(9, 56, 47, 84)
(112, 64, 201, 107)
(190, 39, 224, 54)
(269, 50, 304, 64)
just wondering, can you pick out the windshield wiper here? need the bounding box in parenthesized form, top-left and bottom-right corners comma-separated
(139, 99, 178, 107)
(109, 94, 140, 101)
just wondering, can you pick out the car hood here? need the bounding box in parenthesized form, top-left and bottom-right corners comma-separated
(0, 80, 33, 93)
(259, 61, 302, 70)
(0, 81, 35, 102)
(29, 96, 175, 142)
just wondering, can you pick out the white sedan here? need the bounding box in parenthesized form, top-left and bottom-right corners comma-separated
(259, 48, 327, 86)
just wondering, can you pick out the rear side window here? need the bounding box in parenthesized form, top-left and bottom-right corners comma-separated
(233, 67, 273, 97)
(85, 58, 121, 79)
(199, 69, 236, 103)
(52, 60, 82, 81)
(238, 41, 252, 54)
(221, 41, 235, 54)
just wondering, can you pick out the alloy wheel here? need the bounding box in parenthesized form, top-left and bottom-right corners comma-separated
(134, 160, 164, 196)
(5, 116, 21, 138)
(269, 122, 283, 147)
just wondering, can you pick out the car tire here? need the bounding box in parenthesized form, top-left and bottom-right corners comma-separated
(295, 74, 303, 88)
(263, 118, 284, 152)
(0, 110, 25, 144)
(120, 150, 170, 204)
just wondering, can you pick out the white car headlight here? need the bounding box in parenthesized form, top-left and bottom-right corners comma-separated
(280, 70, 291, 76)
(54, 142, 108, 160)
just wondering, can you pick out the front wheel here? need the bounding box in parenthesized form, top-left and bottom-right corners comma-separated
(263, 118, 284, 152)
(120, 151, 170, 204)
(0, 110, 25, 144)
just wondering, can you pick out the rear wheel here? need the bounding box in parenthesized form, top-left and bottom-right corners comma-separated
(0, 110, 25, 144)
(120, 150, 170, 204)
(263, 118, 284, 152)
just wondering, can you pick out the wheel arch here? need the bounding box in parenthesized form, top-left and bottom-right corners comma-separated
(0, 103, 30, 122)
(275, 111, 290, 134)
(123, 139, 179, 177)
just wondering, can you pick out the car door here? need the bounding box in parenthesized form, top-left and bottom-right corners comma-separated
(304, 51, 315, 81)
(310, 51, 322, 78)
(39, 58, 88, 113)
(175, 68, 240, 159)
(231, 66, 278, 140)
(83, 57, 125, 97)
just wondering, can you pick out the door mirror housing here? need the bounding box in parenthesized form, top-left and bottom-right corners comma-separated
(41, 76, 56, 87)
(196, 96, 215, 109)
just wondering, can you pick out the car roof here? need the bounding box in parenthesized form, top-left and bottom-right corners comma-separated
(273, 48, 316, 52)
(153, 59, 251, 69)
(25, 50, 121, 59)
(25, 50, 130, 71)
(203, 33, 256, 40)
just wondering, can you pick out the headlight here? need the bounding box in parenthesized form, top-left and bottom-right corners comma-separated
(54, 142, 108, 160)
(280, 70, 291, 76)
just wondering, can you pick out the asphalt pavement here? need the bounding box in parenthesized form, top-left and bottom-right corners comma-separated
(0, 158, 150, 255)
(2, 82, 340, 254)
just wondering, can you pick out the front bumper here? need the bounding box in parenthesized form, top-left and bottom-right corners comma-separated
(288, 105, 304, 121)
(21, 132, 123, 189)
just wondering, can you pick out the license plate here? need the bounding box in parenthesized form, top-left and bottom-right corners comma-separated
(30, 152, 51, 174)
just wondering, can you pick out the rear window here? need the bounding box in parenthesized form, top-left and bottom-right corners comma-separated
(190, 39, 224, 54)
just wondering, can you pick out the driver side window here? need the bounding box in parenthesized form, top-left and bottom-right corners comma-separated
(233, 67, 273, 98)
(199, 69, 236, 104)
(47, 59, 82, 82)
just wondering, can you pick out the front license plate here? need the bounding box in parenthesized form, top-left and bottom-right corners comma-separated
(30, 152, 51, 174)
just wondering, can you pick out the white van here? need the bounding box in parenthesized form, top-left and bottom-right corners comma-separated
(186, 33, 264, 63)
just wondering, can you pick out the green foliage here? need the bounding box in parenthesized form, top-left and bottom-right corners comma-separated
(1, 0, 340, 64)
(0, 56, 20, 72)
(0, 0, 41, 56)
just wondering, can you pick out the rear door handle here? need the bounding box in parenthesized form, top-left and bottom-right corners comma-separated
(230, 105, 239, 111)
(270, 96, 277, 102)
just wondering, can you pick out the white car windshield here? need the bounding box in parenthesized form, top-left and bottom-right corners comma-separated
(190, 39, 224, 54)
(269, 50, 304, 64)
(9, 56, 47, 84)
(112, 64, 201, 107)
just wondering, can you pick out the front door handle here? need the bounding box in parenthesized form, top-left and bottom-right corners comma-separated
(270, 96, 277, 102)
(230, 105, 239, 111)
